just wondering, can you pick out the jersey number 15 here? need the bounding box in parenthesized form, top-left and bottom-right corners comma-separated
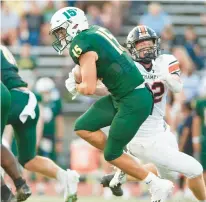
(96, 28, 124, 55)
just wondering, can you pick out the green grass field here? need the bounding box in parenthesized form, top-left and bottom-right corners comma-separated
(26, 195, 193, 202)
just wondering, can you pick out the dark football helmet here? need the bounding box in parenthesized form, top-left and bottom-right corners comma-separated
(126, 25, 161, 64)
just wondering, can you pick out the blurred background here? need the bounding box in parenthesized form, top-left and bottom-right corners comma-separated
(1, 0, 206, 202)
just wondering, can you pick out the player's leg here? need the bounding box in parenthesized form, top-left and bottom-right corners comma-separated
(128, 132, 206, 201)
(1, 176, 17, 202)
(75, 95, 117, 150)
(10, 90, 78, 201)
(75, 93, 152, 178)
(1, 84, 31, 201)
(105, 88, 174, 201)
(103, 88, 154, 180)
(1, 144, 31, 201)
(1, 82, 11, 136)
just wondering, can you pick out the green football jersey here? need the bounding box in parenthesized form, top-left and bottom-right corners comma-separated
(0, 46, 27, 90)
(69, 25, 144, 99)
(195, 99, 206, 137)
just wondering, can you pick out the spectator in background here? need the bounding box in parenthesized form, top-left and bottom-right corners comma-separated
(19, 17, 30, 44)
(172, 46, 199, 102)
(139, 2, 171, 35)
(100, 1, 122, 35)
(43, 1, 56, 23)
(24, 1, 43, 45)
(1, 1, 20, 45)
(16, 43, 37, 70)
(40, 23, 53, 46)
(184, 26, 205, 70)
(35, 77, 64, 165)
(179, 102, 194, 156)
(161, 26, 184, 54)
(55, 1, 69, 10)
(34, 77, 64, 194)
(86, 4, 104, 26)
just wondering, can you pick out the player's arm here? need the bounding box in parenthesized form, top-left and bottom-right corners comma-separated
(73, 65, 109, 96)
(36, 103, 44, 149)
(165, 73, 182, 93)
(192, 115, 201, 154)
(76, 51, 98, 95)
(159, 56, 183, 93)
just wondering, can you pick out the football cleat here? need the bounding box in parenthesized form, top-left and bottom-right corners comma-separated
(101, 174, 123, 196)
(149, 178, 174, 202)
(63, 169, 79, 202)
(2, 192, 17, 202)
(16, 182, 32, 201)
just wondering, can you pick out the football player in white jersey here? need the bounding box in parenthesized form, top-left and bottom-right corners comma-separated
(99, 25, 206, 202)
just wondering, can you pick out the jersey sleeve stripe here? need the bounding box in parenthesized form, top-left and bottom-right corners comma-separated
(171, 70, 180, 76)
(169, 60, 178, 65)
(169, 63, 179, 73)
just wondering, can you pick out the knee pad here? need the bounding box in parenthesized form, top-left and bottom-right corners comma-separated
(186, 159, 203, 179)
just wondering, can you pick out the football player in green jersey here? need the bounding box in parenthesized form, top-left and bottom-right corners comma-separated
(1, 82, 31, 202)
(0, 45, 79, 202)
(50, 7, 174, 201)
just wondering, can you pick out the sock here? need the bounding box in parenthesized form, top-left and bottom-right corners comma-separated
(143, 172, 158, 185)
(14, 177, 25, 189)
(1, 185, 12, 200)
(56, 168, 67, 185)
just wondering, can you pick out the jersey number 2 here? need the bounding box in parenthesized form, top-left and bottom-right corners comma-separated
(151, 81, 165, 103)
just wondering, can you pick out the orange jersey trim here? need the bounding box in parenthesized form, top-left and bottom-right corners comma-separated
(169, 63, 179, 73)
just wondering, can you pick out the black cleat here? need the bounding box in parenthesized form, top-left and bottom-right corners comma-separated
(101, 174, 123, 196)
(16, 182, 32, 202)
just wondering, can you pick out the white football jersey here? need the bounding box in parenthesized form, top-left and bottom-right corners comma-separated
(135, 54, 180, 137)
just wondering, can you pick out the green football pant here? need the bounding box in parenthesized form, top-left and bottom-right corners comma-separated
(75, 87, 154, 161)
(1, 83, 11, 138)
(7, 89, 39, 166)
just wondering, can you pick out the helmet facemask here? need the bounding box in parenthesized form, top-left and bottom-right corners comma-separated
(50, 21, 79, 55)
(127, 38, 161, 64)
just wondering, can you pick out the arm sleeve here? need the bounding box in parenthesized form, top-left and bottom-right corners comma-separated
(168, 55, 180, 76)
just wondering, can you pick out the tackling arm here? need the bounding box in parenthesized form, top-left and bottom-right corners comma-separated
(163, 73, 183, 93)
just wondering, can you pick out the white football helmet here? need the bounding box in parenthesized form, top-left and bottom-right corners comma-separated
(50, 7, 89, 54)
(35, 77, 55, 93)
